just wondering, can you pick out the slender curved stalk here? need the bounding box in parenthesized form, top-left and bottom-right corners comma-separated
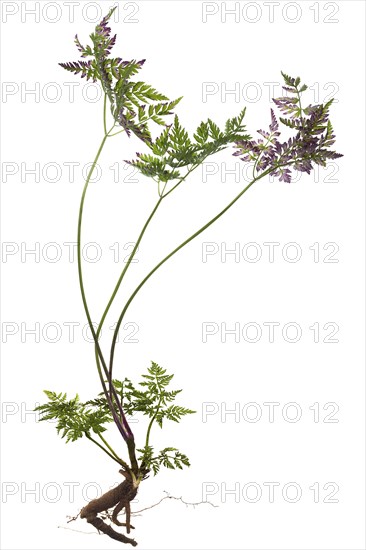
(97, 432, 124, 463)
(97, 196, 164, 334)
(162, 156, 210, 199)
(86, 433, 124, 466)
(77, 131, 109, 381)
(103, 93, 107, 135)
(145, 395, 163, 449)
(94, 196, 164, 400)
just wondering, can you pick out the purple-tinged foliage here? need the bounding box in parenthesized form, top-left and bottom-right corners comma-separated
(59, 60, 96, 82)
(257, 108, 281, 143)
(74, 35, 93, 58)
(233, 71, 342, 183)
(96, 10, 113, 39)
(59, 8, 180, 144)
(273, 96, 301, 118)
(269, 109, 279, 133)
(92, 8, 117, 57)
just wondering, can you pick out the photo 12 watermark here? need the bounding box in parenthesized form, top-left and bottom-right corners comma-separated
(1, 160, 140, 184)
(201, 241, 340, 263)
(1, 321, 140, 343)
(201, 2, 340, 24)
(202, 480, 340, 504)
(201, 321, 340, 344)
(201, 401, 340, 423)
(201, 80, 339, 105)
(1, 2, 140, 24)
(1, 241, 140, 264)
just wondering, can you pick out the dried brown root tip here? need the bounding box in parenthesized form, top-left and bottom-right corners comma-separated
(112, 499, 135, 532)
(82, 514, 137, 546)
(112, 499, 126, 527)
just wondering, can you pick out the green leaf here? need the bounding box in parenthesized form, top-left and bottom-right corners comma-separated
(128, 105, 250, 185)
(137, 444, 192, 475)
(193, 121, 209, 145)
(130, 81, 169, 102)
(207, 119, 222, 140)
(170, 115, 191, 150)
(35, 390, 113, 443)
(165, 405, 196, 422)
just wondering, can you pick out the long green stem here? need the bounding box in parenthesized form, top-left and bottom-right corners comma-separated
(78, 138, 128, 437)
(77, 131, 109, 383)
(77, 98, 132, 441)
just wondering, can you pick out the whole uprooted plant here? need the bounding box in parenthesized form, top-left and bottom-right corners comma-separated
(36, 7, 343, 546)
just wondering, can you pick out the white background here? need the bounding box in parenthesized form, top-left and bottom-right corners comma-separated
(1, 1, 365, 549)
